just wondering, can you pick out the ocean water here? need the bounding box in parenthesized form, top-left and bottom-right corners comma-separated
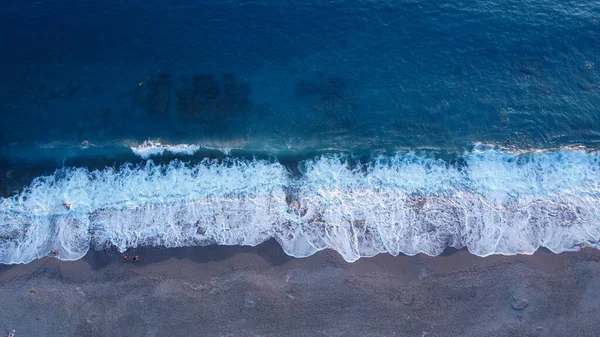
(1, 0, 600, 264)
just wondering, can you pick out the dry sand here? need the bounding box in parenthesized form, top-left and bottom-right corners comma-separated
(1, 240, 599, 337)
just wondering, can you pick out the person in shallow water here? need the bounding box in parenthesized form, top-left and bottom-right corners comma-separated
(122, 255, 128, 262)
(133, 256, 140, 262)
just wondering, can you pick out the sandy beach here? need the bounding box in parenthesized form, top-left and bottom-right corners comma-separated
(0, 240, 599, 337)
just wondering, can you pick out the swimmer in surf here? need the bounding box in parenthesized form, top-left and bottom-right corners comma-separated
(62, 202, 70, 210)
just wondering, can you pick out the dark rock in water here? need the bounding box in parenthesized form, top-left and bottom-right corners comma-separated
(175, 73, 251, 122)
(48, 84, 81, 100)
(517, 65, 537, 76)
(322, 76, 348, 100)
(64, 85, 81, 99)
(101, 108, 111, 120)
(192, 74, 220, 100)
(175, 73, 219, 120)
(132, 71, 251, 122)
(223, 73, 251, 99)
(294, 73, 349, 101)
(294, 72, 355, 119)
(145, 73, 171, 115)
(295, 79, 321, 97)
(133, 72, 172, 116)
(511, 297, 529, 310)
(91, 85, 104, 95)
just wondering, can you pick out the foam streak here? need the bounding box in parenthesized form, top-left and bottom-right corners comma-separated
(1, 150, 600, 264)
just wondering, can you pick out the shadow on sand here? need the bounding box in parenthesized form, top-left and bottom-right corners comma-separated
(0, 240, 484, 273)
(83, 238, 294, 271)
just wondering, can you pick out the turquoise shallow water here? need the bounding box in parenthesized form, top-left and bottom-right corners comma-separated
(1, 0, 600, 263)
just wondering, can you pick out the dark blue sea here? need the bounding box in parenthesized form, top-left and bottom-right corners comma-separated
(1, 0, 600, 264)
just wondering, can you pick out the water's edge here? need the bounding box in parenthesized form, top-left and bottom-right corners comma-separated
(2, 148, 599, 265)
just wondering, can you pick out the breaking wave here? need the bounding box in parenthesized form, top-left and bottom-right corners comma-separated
(130, 140, 234, 158)
(1, 149, 600, 264)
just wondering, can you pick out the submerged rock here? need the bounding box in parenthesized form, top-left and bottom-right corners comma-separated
(295, 79, 321, 97)
(294, 73, 349, 101)
(132, 72, 251, 121)
(48, 84, 81, 100)
(175, 73, 220, 120)
(294, 72, 355, 120)
(146, 73, 171, 115)
(223, 73, 251, 99)
(134, 72, 172, 116)
(191, 74, 220, 100)
(175, 73, 251, 122)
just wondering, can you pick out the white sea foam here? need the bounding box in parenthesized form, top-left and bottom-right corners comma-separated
(1, 150, 600, 264)
(130, 140, 237, 158)
(130, 141, 203, 158)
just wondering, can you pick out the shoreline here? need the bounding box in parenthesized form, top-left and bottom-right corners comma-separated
(1, 240, 599, 336)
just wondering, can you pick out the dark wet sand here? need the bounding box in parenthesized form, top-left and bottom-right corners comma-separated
(1, 240, 599, 337)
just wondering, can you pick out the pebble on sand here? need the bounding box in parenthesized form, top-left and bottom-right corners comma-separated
(511, 297, 529, 310)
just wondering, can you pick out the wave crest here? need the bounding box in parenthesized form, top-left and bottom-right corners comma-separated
(1, 150, 600, 264)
